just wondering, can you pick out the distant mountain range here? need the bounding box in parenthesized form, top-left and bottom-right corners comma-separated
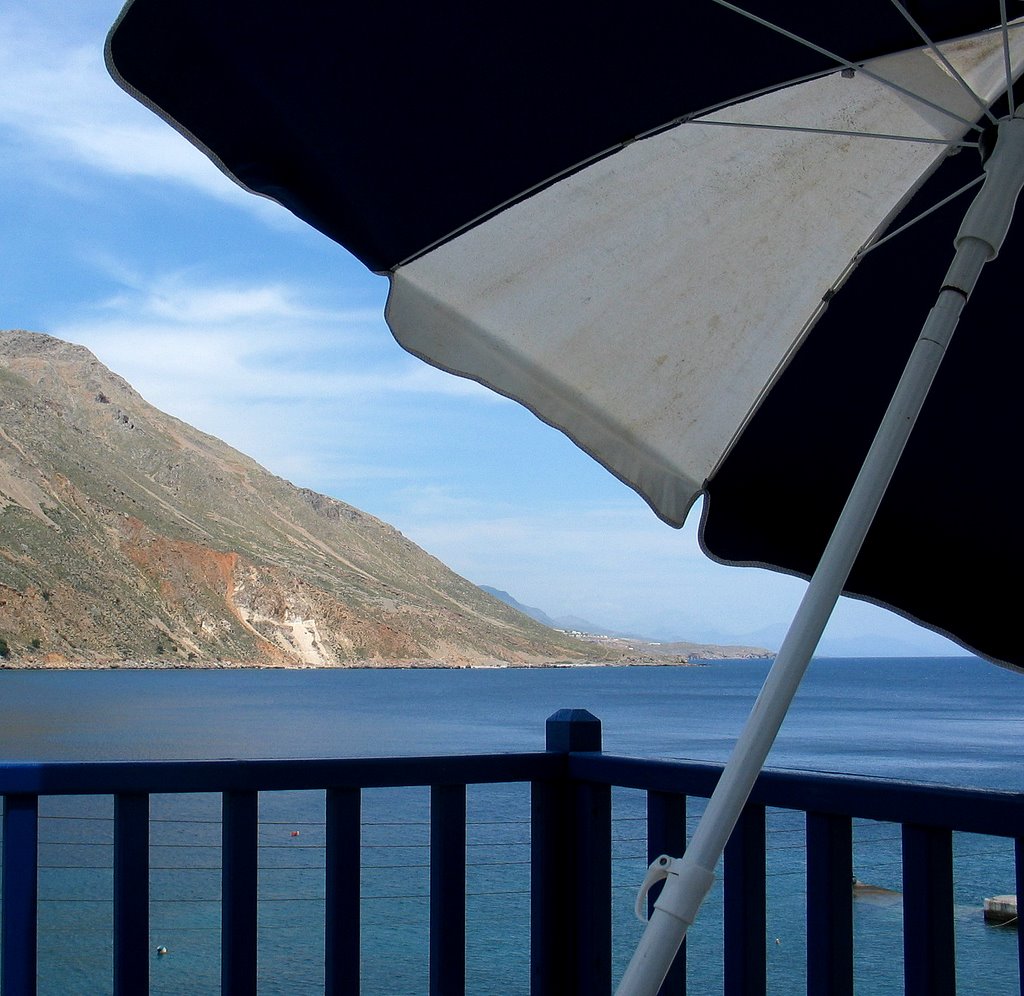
(478, 586, 773, 660)
(0, 330, 613, 668)
(477, 585, 653, 639)
(477, 587, 568, 631)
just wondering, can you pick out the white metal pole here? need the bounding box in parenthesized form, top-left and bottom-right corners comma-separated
(617, 114, 1024, 996)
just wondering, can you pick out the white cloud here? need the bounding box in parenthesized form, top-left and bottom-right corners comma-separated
(48, 265, 502, 501)
(59, 318, 496, 407)
(104, 284, 322, 325)
(0, 9, 289, 220)
(55, 267, 496, 400)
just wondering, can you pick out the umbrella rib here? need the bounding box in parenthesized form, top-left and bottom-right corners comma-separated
(390, 64, 845, 270)
(654, 68, 837, 129)
(887, 0, 999, 124)
(1002, 0, 1017, 115)
(709, 0, 984, 133)
(689, 119, 977, 147)
(854, 173, 986, 256)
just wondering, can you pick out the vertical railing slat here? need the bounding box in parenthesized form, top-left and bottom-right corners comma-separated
(575, 779, 612, 995)
(902, 823, 955, 996)
(114, 792, 150, 996)
(222, 789, 259, 996)
(2, 794, 38, 996)
(646, 790, 687, 996)
(724, 803, 766, 996)
(806, 811, 853, 996)
(326, 786, 361, 996)
(1016, 837, 1024, 996)
(531, 775, 571, 995)
(430, 783, 467, 995)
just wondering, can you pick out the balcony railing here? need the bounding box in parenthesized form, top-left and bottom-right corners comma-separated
(2, 708, 1023, 995)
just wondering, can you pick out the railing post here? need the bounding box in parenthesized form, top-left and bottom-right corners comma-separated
(326, 787, 361, 996)
(222, 789, 259, 996)
(724, 803, 766, 996)
(2, 794, 38, 996)
(902, 823, 955, 996)
(430, 783, 467, 995)
(532, 709, 609, 996)
(647, 791, 687, 995)
(806, 811, 853, 996)
(114, 792, 150, 996)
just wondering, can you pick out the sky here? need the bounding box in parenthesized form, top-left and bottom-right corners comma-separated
(0, 1, 971, 656)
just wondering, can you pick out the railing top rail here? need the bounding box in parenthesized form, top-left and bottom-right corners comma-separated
(574, 753, 1024, 837)
(3, 747, 1021, 839)
(0, 751, 559, 796)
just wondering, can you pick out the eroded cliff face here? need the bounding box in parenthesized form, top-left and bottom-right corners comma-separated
(0, 330, 604, 667)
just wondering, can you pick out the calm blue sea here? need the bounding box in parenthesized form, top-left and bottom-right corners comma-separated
(1, 656, 1021, 994)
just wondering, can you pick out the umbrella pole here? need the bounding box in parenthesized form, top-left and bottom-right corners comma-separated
(617, 114, 1024, 996)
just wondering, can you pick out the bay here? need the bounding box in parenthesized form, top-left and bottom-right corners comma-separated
(1, 656, 1022, 993)
(3, 656, 1023, 787)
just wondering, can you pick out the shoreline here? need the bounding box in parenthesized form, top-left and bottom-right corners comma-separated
(0, 655, 757, 672)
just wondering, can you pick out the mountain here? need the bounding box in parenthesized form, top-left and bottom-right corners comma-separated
(0, 330, 611, 668)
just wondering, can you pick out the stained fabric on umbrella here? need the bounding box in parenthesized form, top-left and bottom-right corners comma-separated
(106, 2, 1024, 669)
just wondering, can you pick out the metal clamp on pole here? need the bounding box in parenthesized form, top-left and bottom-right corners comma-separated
(634, 855, 675, 921)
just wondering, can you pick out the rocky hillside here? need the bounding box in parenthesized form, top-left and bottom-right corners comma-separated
(0, 330, 611, 668)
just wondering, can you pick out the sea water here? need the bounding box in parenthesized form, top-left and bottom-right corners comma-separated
(1, 657, 1021, 994)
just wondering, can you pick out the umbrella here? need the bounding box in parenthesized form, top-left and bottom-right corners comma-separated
(106, 3, 1024, 992)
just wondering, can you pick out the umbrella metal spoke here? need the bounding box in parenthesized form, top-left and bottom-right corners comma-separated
(856, 174, 986, 258)
(1002, 0, 1017, 116)
(710, 0, 985, 133)
(688, 118, 977, 147)
(888, 0, 1000, 124)
(644, 68, 838, 132)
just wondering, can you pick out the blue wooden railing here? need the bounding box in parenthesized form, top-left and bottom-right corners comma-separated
(2, 708, 1023, 995)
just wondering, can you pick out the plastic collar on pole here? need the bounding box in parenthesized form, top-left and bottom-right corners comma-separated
(956, 115, 1024, 260)
(651, 861, 716, 924)
(632, 855, 717, 926)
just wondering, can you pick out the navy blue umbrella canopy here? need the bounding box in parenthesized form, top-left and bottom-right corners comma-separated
(107, 1, 1024, 670)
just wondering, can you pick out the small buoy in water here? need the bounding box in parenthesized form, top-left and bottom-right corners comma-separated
(774, 938, 781, 945)
(291, 830, 300, 837)
(156, 946, 168, 957)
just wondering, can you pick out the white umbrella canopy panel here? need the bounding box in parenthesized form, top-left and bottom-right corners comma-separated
(388, 31, 1018, 524)
(105, 1, 1024, 671)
